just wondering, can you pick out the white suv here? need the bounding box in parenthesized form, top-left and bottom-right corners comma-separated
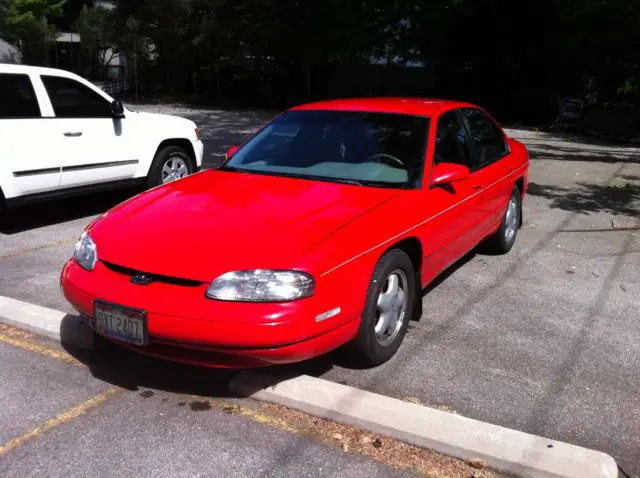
(0, 64, 204, 209)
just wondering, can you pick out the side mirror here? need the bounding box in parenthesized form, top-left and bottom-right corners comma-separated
(225, 145, 239, 160)
(431, 163, 470, 187)
(110, 100, 125, 119)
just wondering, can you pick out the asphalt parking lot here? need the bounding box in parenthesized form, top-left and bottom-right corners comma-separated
(0, 325, 429, 478)
(1, 105, 639, 476)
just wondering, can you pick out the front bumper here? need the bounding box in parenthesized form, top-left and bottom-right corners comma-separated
(194, 139, 204, 167)
(60, 259, 359, 368)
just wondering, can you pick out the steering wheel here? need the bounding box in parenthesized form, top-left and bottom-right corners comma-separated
(367, 153, 404, 168)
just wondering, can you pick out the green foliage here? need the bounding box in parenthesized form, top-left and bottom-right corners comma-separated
(73, 6, 116, 60)
(0, 0, 67, 64)
(4, 0, 638, 117)
(102, 0, 639, 108)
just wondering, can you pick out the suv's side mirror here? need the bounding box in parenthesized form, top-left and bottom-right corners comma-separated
(110, 100, 125, 119)
(226, 145, 239, 160)
(431, 163, 470, 187)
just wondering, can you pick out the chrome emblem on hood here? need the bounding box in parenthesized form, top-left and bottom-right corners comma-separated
(130, 274, 154, 286)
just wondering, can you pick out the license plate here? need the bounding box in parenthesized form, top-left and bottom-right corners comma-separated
(94, 301, 148, 346)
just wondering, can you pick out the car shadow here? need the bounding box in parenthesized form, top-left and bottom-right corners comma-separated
(0, 188, 140, 235)
(59, 313, 335, 399)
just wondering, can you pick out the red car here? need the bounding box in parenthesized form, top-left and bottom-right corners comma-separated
(61, 98, 529, 368)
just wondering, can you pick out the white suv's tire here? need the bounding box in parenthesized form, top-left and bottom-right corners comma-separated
(147, 146, 194, 188)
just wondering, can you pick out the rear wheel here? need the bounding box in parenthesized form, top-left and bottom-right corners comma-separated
(345, 249, 416, 367)
(147, 146, 194, 188)
(484, 187, 521, 254)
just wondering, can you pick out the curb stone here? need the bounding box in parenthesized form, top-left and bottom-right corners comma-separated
(0, 295, 619, 478)
(229, 373, 618, 478)
(0, 296, 93, 349)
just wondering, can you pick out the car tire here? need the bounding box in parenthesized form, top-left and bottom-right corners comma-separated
(346, 249, 416, 368)
(147, 146, 194, 188)
(484, 187, 521, 255)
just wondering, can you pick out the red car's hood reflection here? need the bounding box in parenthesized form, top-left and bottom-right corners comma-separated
(90, 170, 403, 282)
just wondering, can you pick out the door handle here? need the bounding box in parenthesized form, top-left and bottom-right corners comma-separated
(472, 184, 483, 190)
(64, 132, 83, 137)
(507, 167, 515, 173)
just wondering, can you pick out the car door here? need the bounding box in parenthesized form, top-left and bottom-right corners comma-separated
(0, 72, 61, 198)
(420, 109, 481, 283)
(39, 74, 137, 190)
(459, 107, 513, 236)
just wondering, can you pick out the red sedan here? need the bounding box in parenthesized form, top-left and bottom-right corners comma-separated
(61, 98, 529, 368)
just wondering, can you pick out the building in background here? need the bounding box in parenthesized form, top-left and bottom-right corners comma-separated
(0, 39, 21, 64)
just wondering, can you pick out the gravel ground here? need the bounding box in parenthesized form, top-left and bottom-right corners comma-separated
(1, 103, 639, 476)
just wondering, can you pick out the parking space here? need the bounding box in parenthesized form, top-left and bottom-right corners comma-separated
(0, 333, 111, 444)
(1, 328, 447, 478)
(1, 106, 639, 475)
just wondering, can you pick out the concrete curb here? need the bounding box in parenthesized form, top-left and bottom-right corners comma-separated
(0, 296, 93, 349)
(0, 295, 619, 478)
(0, 296, 66, 340)
(230, 375, 618, 478)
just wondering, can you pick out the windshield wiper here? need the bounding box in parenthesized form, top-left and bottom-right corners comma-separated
(319, 177, 366, 186)
(215, 167, 396, 188)
(217, 165, 249, 173)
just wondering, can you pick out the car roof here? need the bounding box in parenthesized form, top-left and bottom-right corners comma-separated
(0, 63, 79, 78)
(290, 97, 476, 117)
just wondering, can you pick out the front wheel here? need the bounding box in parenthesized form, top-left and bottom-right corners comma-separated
(345, 249, 416, 367)
(484, 187, 521, 254)
(147, 146, 194, 188)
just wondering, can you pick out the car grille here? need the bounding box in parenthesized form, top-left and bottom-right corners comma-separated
(102, 261, 204, 287)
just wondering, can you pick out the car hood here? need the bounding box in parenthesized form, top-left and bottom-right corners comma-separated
(128, 110, 196, 129)
(90, 170, 403, 282)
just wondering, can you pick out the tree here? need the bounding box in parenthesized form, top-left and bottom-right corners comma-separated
(0, 0, 67, 65)
(73, 5, 119, 78)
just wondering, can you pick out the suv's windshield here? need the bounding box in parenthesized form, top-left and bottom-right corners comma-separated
(222, 110, 430, 188)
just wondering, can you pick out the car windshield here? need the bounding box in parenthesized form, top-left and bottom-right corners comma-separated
(222, 110, 430, 188)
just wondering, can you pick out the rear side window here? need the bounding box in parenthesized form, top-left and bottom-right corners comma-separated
(41, 75, 111, 118)
(460, 108, 509, 169)
(0, 73, 42, 119)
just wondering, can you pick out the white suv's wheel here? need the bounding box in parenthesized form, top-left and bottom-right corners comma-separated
(147, 146, 194, 188)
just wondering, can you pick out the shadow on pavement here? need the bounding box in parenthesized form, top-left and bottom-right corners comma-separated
(528, 145, 640, 165)
(527, 181, 640, 216)
(59, 312, 337, 398)
(0, 188, 139, 235)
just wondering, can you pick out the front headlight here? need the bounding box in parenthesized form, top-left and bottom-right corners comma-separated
(206, 270, 314, 302)
(74, 232, 98, 271)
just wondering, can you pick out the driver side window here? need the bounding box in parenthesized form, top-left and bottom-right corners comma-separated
(41, 75, 112, 118)
(434, 110, 472, 168)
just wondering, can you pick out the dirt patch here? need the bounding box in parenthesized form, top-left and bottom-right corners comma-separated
(259, 402, 509, 478)
(0, 323, 34, 339)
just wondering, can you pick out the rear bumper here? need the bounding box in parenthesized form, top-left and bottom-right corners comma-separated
(60, 259, 359, 368)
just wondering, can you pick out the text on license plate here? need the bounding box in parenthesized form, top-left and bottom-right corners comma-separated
(95, 303, 146, 345)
